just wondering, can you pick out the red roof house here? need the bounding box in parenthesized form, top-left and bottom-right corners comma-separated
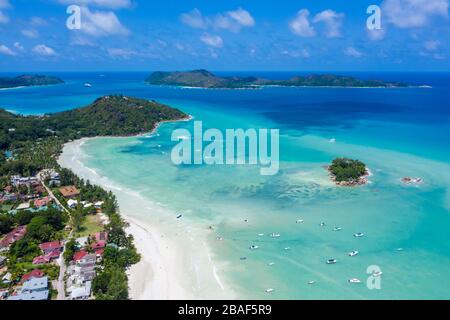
(34, 196, 52, 208)
(0, 226, 26, 249)
(39, 241, 63, 254)
(32, 256, 50, 265)
(21, 269, 45, 283)
(94, 232, 108, 242)
(91, 241, 106, 250)
(73, 250, 88, 262)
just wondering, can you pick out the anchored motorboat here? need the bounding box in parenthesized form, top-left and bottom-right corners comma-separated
(270, 233, 281, 238)
(353, 232, 365, 238)
(333, 227, 342, 231)
(319, 222, 327, 227)
(348, 251, 359, 257)
(296, 219, 304, 224)
(326, 259, 337, 265)
(249, 245, 259, 250)
(266, 288, 274, 293)
(348, 278, 362, 284)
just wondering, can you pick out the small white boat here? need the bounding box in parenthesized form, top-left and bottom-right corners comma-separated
(333, 227, 342, 231)
(268, 262, 275, 267)
(354, 232, 365, 238)
(84, 83, 92, 87)
(244, 219, 249, 223)
(396, 248, 404, 251)
(249, 245, 259, 250)
(296, 219, 304, 224)
(348, 251, 359, 257)
(329, 138, 336, 143)
(270, 233, 281, 238)
(327, 259, 337, 264)
(326, 259, 337, 265)
(284, 247, 291, 251)
(319, 222, 327, 227)
(372, 271, 383, 277)
(258, 233, 265, 237)
(266, 288, 274, 293)
(308, 281, 316, 285)
(348, 278, 361, 284)
(216, 236, 223, 241)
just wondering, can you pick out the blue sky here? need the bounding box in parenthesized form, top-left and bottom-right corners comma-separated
(0, 0, 449, 71)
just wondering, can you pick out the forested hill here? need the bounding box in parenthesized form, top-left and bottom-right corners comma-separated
(0, 74, 64, 89)
(0, 95, 189, 150)
(146, 69, 408, 89)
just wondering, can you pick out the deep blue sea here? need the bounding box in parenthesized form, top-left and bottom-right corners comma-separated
(2, 71, 450, 299)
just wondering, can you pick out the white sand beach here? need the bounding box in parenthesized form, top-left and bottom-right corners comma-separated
(58, 137, 235, 300)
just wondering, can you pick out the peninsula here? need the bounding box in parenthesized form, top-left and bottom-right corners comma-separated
(146, 69, 407, 89)
(0, 74, 64, 89)
(0, 95, 188, 300)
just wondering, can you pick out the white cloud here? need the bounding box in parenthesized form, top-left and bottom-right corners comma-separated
(424, 40, 440, 51)
(30, 16, 48, 27)
(200, 33, 223, 48)
(344, 46, 363, 58)
(0, 0, 10, 9)
(181, 8, 205, 28)
(0, 44, 16, 56)
(57, 0, 132, 9)
(33, 44, 57, 56)
(367, 28, 386, 41)
(289, 9, 316, 37)
(313, 10, 344, 38)
(227, 8, 255, 27)
(78, 6, 129, 37)
(382, 0, 449, 28)
(0, 0, 10, 23)
(14, 42, 24, 51)
(181, 8, 255, 32)
(22, 29, 39, 39)
(281, 49, 311, 58)
(107, 47, 137, 59)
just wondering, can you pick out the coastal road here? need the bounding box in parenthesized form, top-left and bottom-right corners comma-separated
(37, 171, 73, 300)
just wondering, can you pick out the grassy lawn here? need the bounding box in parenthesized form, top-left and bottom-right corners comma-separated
(74, 214, 104, 238)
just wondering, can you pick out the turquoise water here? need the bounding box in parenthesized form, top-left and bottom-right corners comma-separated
(2, 72, 449, 299)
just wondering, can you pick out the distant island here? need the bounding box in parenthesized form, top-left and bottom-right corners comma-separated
(327, 158, 369, 186)
(146, 69, 407, 89)
(0, 74, 64, 89)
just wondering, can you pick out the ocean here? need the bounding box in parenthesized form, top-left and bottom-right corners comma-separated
(2, 71, 449, 299)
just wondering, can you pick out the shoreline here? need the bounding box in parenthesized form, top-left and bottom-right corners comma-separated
(57, 118, 235, 300)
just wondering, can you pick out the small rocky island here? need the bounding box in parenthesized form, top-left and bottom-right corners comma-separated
(146, 69, 407, 89)
(328, 158, 369, 187)
(0, 74, 64, 89)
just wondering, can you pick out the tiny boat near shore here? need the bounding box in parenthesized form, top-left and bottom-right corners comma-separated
(84, 83, 92, 87)
(326, 259, 337, 265)
(333, 227, 342, 231)
(249, 245, 259, 250)
(308, 281, 316, 285)
(320, 222, 327, 227)
(354, 232, 365, 238)
(176, 214, 183, 219)
(348, 278, 361, 284)
(372, 271, 383, 277)
(296, 219, 304, 224)
(348, 251, 359, 257)
(266, 288, 274, 293)
(270, 233, 281, 238)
